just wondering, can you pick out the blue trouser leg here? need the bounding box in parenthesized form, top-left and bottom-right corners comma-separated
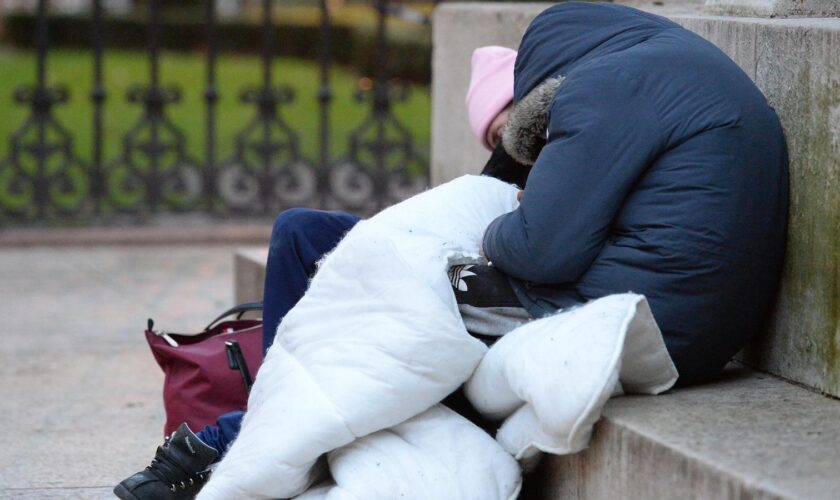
(194, 410, 247, 455)
(261, 208, 361, 353)
(195, 209, 360, 455)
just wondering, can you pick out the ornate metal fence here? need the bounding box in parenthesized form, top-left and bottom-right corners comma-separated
(0, 0, 430, 225)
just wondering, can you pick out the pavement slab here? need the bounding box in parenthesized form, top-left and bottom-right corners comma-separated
(0, 245, 246, 498)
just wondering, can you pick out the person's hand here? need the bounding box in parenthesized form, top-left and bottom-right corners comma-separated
(517, 190, 524, 202)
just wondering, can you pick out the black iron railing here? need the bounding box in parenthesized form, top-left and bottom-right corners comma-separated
(0, 0, 430, 224)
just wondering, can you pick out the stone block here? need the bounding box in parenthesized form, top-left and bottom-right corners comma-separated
(431, 3, 551, 186)
(525, 366, 840, 499)
(706, 0, 840, 17)
(432, 4, 840, 395)
(234, 247, 268, 306)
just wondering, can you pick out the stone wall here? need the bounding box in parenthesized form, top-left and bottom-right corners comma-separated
(706, 0, 840, 17)
(676, 15, 840, 397)
(432, 3, 840, 396)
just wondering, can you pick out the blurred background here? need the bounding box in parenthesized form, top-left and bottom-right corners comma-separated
(0, 2, 441, 494)
(0, 0, 442, 227)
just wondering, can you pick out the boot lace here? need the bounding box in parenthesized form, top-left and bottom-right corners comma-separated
(146, 438, 210, 492)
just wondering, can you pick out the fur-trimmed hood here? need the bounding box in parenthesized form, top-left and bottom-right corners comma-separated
(501, 2, 681, 164)
(501, 77, 564, 166)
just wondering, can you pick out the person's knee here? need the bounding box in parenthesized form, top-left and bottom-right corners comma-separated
(270, 208, 318, 254)
(271, 208, 313, 238)
(270, 208, 352, 256)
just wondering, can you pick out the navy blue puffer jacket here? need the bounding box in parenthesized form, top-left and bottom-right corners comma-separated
(482, 2, 789, 385)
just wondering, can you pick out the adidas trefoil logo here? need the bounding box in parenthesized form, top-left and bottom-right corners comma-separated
(448, 264, 476, 292)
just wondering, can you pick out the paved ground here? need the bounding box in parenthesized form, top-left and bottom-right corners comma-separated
(0, 245, 250, 499)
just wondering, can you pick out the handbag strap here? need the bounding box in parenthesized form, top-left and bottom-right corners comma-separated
(204, 302, 263, 331)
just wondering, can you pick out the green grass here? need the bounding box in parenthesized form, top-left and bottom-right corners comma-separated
(0, 46, 430, 170)
(252, 3, 433, 42)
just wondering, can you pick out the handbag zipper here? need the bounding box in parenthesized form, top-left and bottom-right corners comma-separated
(149, 317, 180, 347)
(152, 331, 179, 347)
(146, 318, 241, 347)
(157, 331, 179, 347)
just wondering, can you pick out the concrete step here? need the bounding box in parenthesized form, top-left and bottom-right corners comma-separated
(234, 249, 840, 499)
(524, 365, 840, 499)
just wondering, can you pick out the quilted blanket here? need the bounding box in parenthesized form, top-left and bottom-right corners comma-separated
(198, 176, 678, 499)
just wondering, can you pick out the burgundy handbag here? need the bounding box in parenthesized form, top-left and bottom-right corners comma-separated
(145, 303, 264, 436)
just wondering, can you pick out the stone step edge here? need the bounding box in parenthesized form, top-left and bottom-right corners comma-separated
(527, 366, 840, 499)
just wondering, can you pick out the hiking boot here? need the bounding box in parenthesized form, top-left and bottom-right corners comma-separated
(113, 423, 218, 500)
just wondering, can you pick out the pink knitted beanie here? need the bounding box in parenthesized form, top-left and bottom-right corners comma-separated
(465, 46, 517, 150)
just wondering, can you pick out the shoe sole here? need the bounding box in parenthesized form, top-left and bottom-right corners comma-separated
(113, 483, 141, 500)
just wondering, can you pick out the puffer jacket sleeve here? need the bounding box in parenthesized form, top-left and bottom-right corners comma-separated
(483, 66, 664, 284)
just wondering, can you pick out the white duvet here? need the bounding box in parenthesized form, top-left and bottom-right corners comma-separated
(198, 176, 678, 500)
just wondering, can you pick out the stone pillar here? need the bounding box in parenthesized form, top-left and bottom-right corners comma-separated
(706, 0, 840, 17)
(431, 3, 550, 185)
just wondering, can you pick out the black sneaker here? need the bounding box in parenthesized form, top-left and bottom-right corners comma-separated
(114, 423, 219, 500)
